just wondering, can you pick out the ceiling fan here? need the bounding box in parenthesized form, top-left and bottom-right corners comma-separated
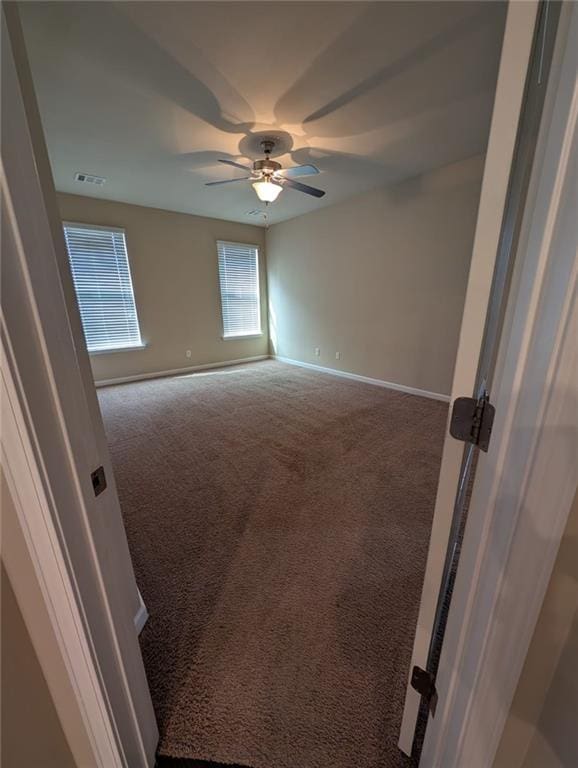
(205, 139, 325, 203)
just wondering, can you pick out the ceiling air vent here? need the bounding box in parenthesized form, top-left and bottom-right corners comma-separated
(74, 172, 106, 186)
(246, 209, 264, 217)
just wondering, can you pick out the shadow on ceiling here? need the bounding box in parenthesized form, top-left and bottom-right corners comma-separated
(29, 1, 505, 191)
(274, 1, 507, 140)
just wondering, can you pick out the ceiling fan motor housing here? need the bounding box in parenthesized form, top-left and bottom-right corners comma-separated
(253, 158, 282, 176)
(206, 134, 325, 199)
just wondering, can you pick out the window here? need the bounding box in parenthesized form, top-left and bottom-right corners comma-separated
(63, 223, 143, 353)
(217, 241, 261, 338)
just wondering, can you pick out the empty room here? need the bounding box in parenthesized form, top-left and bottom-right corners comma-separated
(17, 2, 505, 765)
(7, 3, 575, 768)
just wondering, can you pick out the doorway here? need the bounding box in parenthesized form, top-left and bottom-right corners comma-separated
(5, 4, 572, 768)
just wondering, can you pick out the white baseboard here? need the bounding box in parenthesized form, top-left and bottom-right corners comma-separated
(95, 355, 269, 388)
(95, 353, 450, 402)
(273, 355, 450, 402)
(134, 590, 148, 636)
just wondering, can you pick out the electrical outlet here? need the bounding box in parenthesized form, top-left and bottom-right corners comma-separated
(314, 347, 320, 357)
(185, 350, 192, 359)
(335, 351, 341, 360)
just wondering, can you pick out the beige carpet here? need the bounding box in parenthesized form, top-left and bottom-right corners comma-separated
(98, 360, 447, 768)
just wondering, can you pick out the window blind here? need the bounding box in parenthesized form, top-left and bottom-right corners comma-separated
(63, 224, 143, 353)
(217, 241, 261, 338)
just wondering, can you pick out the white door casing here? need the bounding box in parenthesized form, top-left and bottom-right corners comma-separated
(1, 5, 158, 765)
(400, 1, 578, 763)
(398, 1, 540, 754)
(1, 338, 123, 768)
(422, 5, 578, 765)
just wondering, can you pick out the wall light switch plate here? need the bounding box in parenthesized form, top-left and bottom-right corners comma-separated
(186, 350, 192, 358)
(335, 352, 341, 360)
(314, 347, 320, 357)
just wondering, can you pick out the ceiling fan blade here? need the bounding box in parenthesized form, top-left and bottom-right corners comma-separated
(278, 164, 320, 178)
(205, 177, 252, 186)
(218, 158, 253, 172)
(282, 177, 325, 198)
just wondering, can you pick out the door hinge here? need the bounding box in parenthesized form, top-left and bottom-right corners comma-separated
(411, 665, 438, 716)
(449, 394, 495, 452)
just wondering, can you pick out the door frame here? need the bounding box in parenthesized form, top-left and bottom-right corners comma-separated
(1, 5, 157, 766)
(1, 338, 124, 767)
(422, 5, 577, 764)
(402, 2, 577, 764)
(399, 0, 541, 751)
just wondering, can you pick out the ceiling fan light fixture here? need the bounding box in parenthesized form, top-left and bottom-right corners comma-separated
(207, 143, 324, 199)
(252, 179, 282, 203)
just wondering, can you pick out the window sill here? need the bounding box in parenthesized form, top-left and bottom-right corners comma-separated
(222, 333, 263, 341)
(89, 343, 148, 356)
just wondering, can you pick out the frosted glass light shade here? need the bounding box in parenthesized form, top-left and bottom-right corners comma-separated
(252, 180, 282, 202)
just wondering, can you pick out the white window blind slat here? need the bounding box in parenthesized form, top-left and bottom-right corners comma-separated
(63, 224, 143, 353)
(217, 241, 261, 338)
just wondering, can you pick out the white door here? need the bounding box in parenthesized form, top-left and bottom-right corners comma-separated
(398, 0, 556, 756)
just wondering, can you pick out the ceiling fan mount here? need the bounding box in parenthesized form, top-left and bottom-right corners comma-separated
(205, 136, 325, 203)
(253, 139, 282, 176)
(260, 138, 277, 156)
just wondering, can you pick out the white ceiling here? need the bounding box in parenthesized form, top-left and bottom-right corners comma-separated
(20, 1, 506, 226)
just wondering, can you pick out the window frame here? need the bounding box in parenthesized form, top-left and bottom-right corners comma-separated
(216, 240, 263, 341)
(63, 221, 146, 355)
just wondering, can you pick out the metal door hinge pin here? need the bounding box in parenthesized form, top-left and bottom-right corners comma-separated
(449, 394, 495, 452)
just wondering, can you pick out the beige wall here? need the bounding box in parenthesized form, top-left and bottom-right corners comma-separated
(57, 194, 268, 383)
(494, 486, 578, 768)
(266, 155, 485, 396)
(1, 564, 76, 768)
